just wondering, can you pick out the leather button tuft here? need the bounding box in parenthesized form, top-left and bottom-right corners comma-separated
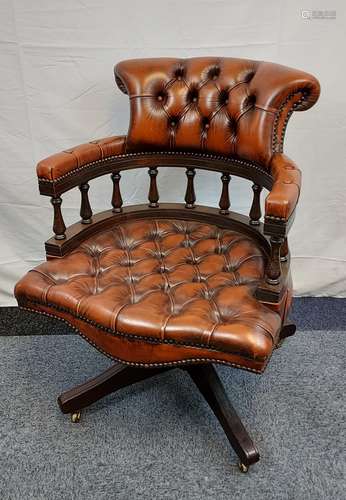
(174, 66, 185, 79)
(202, 117, 210, 130)
(187, 87, 199, 104)
(170, 120, 176, 127)
(245, 94, 256, 107)
(228, 116, 237, 131)
(17, 215, 278, 370)
(181, 239, 193, 248)
(208, 65, 221, 80)
(218, 89, 229, 106)
(157, 95, 163, 101)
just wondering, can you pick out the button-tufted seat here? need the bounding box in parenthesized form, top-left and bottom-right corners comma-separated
(14, 57, 320, 472)
(16, 219, 281, 373)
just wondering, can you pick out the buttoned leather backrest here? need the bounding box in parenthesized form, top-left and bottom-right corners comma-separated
(115, 57, 319, 167)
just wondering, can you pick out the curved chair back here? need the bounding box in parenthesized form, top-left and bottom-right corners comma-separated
(115, 57, 319, 166)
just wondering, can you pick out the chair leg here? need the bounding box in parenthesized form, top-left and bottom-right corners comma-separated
(58, 363, 169, 420)
(184, 364, 260, 472)
(276, 321, 296, 348)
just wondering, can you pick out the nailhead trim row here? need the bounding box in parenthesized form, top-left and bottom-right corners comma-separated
(38, 150, 270, 184)
(19, 304, 266, 374)
(272, 89, 309, 153)
(264, 215, 287, 222)
(23, 298, 272, 362)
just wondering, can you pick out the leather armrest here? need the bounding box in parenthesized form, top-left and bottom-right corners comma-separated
(36, 135, 126, 182)
(265, 153, 301, 221)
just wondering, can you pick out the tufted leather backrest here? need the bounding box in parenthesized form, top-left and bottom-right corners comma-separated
(115, 57, 320, 167)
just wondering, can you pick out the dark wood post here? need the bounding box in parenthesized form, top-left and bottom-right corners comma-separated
(51, 196, 66, 240)
(219, 173, 231, 214)
(185, 168, 196, 209)
(111, 171, 123, 212)
(79, 183, 92, 224)
(249, 184, 262, 225)
(280, 237, 289, 262)
(266, 236, 284, 284)
(148, 167, 159, 208)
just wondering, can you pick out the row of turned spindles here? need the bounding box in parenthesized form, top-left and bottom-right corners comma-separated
(50, 168, 284, 284)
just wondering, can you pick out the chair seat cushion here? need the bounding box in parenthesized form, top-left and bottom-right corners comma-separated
(15, 219, 282, 373)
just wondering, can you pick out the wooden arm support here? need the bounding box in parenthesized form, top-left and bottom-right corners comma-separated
(263, 153, 302, 284)
(36, 135, 126, 183)
(37, 136, 126, 240)
(265, 153, 301, 223)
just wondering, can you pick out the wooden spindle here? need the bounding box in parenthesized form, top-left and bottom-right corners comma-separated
(51, 196, 66, 240)
(266, 236, 283, 285)
(79, 183, 92, 224)
(249, 184, 262, 225)
(219, 172, 231, 214)
(111, 171, 123, 212)
(280, 237, 289, 262)
(185, 168, 196, 209)
(148, 167, 159, 208)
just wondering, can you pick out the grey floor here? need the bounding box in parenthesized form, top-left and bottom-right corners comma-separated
(0, 315, 345, 499)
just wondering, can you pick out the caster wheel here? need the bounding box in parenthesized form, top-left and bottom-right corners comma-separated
(238, 461, 249, 473)
(71, 411, 81, 423)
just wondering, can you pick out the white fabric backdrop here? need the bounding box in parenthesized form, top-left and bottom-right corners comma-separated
(1, 0, 345, 305)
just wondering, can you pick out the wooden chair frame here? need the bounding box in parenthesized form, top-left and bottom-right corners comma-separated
(36, 150, 296, 472)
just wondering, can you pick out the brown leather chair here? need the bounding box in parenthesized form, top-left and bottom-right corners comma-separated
(15, 57, 320, 472)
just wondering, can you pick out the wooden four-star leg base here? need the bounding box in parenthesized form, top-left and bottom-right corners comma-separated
(58, 362, 262, 473)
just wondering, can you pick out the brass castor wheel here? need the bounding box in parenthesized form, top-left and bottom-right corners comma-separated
(238, 461, 249, 473)
(71, 411, 81, 423)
